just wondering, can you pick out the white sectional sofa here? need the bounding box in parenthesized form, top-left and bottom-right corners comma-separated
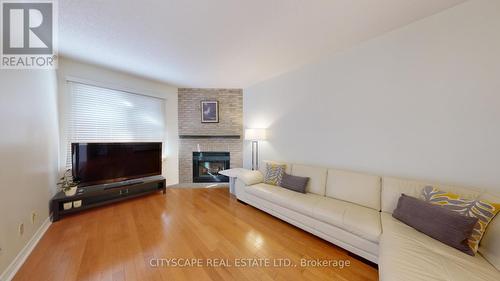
(234, 161, 500, 281)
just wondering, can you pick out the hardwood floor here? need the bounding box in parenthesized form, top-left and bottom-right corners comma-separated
(14, 188, 378, 281)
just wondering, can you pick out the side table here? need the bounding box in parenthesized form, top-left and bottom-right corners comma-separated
(219, 168, 250, 195)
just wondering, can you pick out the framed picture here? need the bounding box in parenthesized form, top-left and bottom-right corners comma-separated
(201, 100, 219, 123)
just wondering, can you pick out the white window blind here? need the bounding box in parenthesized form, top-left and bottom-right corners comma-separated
(65, 81, 165, 167)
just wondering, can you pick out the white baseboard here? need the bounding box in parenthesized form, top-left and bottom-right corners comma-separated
(0, 217, 51, 281)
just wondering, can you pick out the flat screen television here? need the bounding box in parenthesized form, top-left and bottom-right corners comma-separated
(72, 142, 162, 186)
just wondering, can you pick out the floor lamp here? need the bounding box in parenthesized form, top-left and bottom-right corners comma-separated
(245, 128, 267, 170)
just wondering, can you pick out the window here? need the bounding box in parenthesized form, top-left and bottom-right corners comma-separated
(64, 81, 165, 167)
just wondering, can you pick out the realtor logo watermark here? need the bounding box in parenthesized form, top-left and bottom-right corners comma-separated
(1, 0, 57, 69)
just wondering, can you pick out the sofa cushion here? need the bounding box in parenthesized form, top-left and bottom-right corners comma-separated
(326, 169, 381, 210)
(237, 170, 264, 186)
(271, 201, 380, 262)
(421, 186, 500, 254)
(312, 197, 381, 243)
(244, 183, 281, 200)
(263, 163, 286, 186)
(379, 213, 500, 281)
(244, 183, 381, 243)
(259, 160, 291, 176)
(478, 191, 500, 270)
(272, 188, 323, 217)
(280, 173, 308, 193)
(393, 194, 478, 256)
(245, 183, 322, 217)
(381, 176, 482, 213)
(291, 164, 327, 196)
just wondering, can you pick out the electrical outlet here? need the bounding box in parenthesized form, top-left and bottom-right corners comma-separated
(19, 223, 24, 236)
(31, 212, 37, 224)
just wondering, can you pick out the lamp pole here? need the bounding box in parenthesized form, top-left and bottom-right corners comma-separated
(251, 140, 259, 170)
(245, 128, 266, 171)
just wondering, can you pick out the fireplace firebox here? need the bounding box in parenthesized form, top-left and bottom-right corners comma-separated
(192, 152, 230, 183)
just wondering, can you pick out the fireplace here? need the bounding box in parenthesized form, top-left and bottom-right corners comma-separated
(192, 152, 230, 183)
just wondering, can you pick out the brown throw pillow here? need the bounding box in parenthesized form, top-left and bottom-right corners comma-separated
(280, 173, 309, 193)
(392, 194, 478, 255)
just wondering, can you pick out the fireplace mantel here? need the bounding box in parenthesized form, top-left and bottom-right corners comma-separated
(179, 135, 241, 139)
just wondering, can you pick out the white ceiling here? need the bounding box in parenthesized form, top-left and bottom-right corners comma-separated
(59, 0, 466, 88)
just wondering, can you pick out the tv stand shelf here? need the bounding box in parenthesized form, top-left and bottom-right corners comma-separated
(50, 176, 166, 222)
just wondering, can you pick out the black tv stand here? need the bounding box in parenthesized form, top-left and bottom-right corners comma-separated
(50, 176, 166, 222)
(103, 179, 144, 190)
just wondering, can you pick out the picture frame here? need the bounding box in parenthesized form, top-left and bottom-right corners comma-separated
(201, 100, 219, 123)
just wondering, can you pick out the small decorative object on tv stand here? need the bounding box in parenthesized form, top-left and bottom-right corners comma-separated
(50, 176, 166, 222)
(57, 169, 79, 197)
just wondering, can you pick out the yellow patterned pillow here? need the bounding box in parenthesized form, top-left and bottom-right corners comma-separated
(422, 186, 500, 253)
(263, 163, 286, 186)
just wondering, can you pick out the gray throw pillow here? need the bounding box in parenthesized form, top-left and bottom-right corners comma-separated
(280, 173, 309, 193)
(392, 194, 478, 256)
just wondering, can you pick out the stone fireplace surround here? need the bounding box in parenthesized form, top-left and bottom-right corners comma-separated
(178, 88, 243, 183)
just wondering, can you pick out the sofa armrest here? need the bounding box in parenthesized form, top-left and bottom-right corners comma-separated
(238, 170, 264, 186)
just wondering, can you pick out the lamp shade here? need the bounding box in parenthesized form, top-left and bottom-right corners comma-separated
(245, 128, 267, 141)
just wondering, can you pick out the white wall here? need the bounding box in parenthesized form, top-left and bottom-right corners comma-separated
(244, 0, 500, 191)
(57, 58, 179, 185)
(0, 70, 59, 275)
